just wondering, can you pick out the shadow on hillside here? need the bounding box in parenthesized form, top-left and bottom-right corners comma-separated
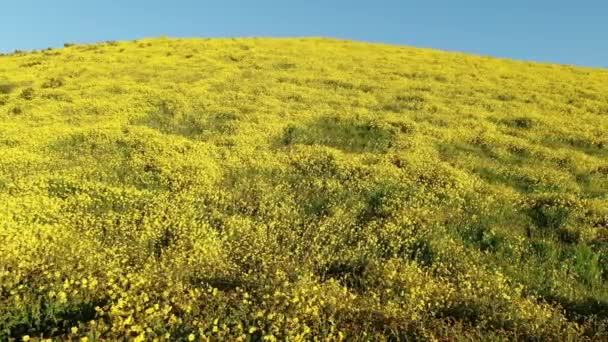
(548, 296, 608, 320)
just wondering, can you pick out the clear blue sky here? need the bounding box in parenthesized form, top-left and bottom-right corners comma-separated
(1, 1, 607, 68)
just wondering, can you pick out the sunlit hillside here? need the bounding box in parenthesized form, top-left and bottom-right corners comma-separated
(1, 37, 607, 340)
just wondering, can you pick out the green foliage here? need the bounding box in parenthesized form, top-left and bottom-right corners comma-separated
(20, 87, 35, 100)
(0, 37, 607, 341)
(281, 115, 396, 152)
(41, 77, 64, 89)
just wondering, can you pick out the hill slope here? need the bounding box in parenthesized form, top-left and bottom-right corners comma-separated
(1, 37, 607, 340)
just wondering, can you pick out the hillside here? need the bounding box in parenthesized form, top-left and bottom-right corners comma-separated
(1, 37, 607, 340)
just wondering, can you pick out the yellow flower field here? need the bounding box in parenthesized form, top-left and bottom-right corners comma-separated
(0, 37, 607, 340)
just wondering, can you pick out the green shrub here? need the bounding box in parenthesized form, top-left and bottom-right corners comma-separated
(20, 87, 35, 100)
(41, 78, 64, 89)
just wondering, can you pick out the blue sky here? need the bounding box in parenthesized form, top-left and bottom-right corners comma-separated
(1, 1, 607, 68)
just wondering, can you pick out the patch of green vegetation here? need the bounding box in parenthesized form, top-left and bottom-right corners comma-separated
(281, 115, 396, 152)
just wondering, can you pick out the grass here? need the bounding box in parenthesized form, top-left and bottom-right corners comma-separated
(0, 37, 607, 341)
